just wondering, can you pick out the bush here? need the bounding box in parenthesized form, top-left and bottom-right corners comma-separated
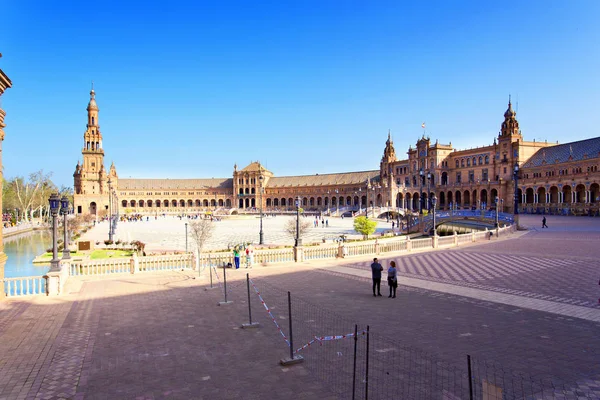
(104, 240, 113, 245)
(115, 239, 122, 245)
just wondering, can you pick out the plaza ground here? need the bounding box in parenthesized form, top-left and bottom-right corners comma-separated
(79, 214, 394, 252)
(1, 214, 599, 399)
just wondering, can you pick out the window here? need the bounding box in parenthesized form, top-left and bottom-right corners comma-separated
(456, 172, 462, 183)
(485, 155, 489, 164)
(482, 169, 488, 181)
(472, 157, 476, 166)
(468, 170, 475, 183)
(461, 159, 465, 168)
(455, 160, 459, 168)
(503, 167, 507, 174)
(478, 156, 482, 165)
(467, 159, 471, 167)
(92, 117, 95, 125)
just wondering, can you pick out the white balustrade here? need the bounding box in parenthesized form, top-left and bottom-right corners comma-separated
(254, 248, 295, 264)
(436, 236, 455, 247)
(378, 240, 408, 253)
(3, 276, 46, 297)
(412, 238, 433, 250)
(304, 245, 338, 260)
(139, 254, 193, 272)
(70, 259, 131, 276)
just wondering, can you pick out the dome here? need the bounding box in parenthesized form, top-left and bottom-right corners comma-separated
(87, 89, 99, 111)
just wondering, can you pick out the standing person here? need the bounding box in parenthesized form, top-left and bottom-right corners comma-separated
(387, 261, 398, 298)
(370, 258, 383, 297)
(542, 216, 548, 228)
(246, 245, 254, 268)
(233, 247, 241, 269)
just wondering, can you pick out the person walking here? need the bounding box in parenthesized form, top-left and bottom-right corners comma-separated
(387, 261, 398, 298)
(542, 216, 548, 228)
(371, 258, 383, 297)
(233, 247, 241, 269)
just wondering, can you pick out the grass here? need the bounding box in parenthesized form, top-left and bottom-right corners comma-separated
(39, 249, 134, 259)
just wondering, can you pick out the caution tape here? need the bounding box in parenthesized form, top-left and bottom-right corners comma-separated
(248, 278, 290, 347)
(294, 330, 367, 354)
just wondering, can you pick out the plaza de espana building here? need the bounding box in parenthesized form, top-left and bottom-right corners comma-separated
(73, 90, 600, 218)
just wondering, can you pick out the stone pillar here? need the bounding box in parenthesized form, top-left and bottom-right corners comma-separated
(432, 235, 438, 248)
(0, 61, 12, 300)
(406, 237, 412, 252)
(472, 231, 476, 242)
(294, 246, 304, 262)
(454, 231, 458, 246)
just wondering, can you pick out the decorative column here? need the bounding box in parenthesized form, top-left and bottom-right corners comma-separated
(0, 60, 12, 300)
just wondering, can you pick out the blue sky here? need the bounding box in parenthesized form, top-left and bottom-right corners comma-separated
(1, 1, 599, 187)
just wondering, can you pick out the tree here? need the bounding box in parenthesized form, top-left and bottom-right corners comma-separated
(284, 218, 311, 242)
(5, 170, 54, 222)
(188, 219, 215, 254)
(353, 216, 377, 239)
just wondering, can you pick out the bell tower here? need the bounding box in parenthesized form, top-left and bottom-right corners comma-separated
(73, 86, 111, 215)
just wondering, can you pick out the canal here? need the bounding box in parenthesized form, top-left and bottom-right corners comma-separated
(3, 230, 51, 278)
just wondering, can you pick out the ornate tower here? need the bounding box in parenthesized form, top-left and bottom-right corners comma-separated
(73, 87, 112, 216)
(497, 97, 523, 181)
(380, 130, 397, 178)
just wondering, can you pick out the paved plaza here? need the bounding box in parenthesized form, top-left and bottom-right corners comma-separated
(1, 214, 600, 399)
(79, 215, 392, 252)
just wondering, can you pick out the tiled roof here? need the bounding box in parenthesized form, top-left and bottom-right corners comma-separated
(241, 162, 271, 173)
(522, 137, 600, 168)
(267, 170, 380, 187)
(118, 178, 233, 190)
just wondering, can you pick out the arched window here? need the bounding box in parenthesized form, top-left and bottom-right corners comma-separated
(467, 159, 471, 167)
(485, 155, 489, 164)
(461, 159, 465, 168)
(455, 160, 459, 168)
(92, 117, 95, 125)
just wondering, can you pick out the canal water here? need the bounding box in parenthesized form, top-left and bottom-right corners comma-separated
(3, 230, 51, 278)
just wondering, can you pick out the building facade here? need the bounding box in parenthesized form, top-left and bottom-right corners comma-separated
(74, 91, 600, 217)
(0, 55, 13, 299)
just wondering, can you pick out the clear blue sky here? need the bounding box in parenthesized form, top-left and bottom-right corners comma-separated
(1, 1, 599, 187)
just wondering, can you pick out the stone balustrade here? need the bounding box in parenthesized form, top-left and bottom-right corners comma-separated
(3, 276, 46, 297)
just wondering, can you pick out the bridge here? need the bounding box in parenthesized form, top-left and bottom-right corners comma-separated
(421, 210, 515, 234)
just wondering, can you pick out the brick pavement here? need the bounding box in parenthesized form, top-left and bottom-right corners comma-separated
(1, 214, 600, 399)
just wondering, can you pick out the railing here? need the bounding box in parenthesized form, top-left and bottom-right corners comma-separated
(254, 248, 295, 264)
(457, 233, 472, 244)
(345, 242, 376, 257)
(304, 245, 338, 260)
(70, 258, 131, 276)
(378, 239, 408, 253)
(199, 252, 233, 268)
(437, 235, 455, 247)
(138, 254, 192, 272)
(3, 276, 47, 297)
(412, 237, 433, 250)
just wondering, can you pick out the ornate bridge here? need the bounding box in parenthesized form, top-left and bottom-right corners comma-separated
(421, 210, 515, 233)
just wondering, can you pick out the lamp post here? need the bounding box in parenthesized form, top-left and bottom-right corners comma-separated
(48, 193, 61, 271)
(513, 162, 520, 229)
(60, 196, 71, 260)
(432, 195, 437, 237)
(259, 174, 264, 245)
(419, 169, 424, 214)
(108, 178, 113, 242)
(185, 222, 188, 253)
(295, 196, 302, 246)
(426, 171, 431, 212)
(494, 196, 499, 228)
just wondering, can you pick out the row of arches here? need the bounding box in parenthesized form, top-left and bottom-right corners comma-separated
(121, 199, 232, 208)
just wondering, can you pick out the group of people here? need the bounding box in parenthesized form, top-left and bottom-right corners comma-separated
(370, 257, 398, 298)
(232, 245, 254, 269)
(313, 216, 329, 227)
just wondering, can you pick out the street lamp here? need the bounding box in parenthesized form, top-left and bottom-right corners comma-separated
(259, 174, 264, 245)
(513, 162, 520, 228)
(108, 178, 113, 242)
(494, 196, 499, 229)
(419, 169, 424, 214)
(295, 196, 302, 246)
(431, 195, 437, 236)
(427, 171, 431, 212)
(60, 196, 71, 260)
(185, 222, 188, 253)
(48, 193, 61, 271)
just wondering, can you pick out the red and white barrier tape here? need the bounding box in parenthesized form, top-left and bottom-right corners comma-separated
(294, 330, 367, 354)
(248, 279, 290, 347)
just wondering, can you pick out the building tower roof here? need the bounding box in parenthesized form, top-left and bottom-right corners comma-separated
(87, 83, 98, 112)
